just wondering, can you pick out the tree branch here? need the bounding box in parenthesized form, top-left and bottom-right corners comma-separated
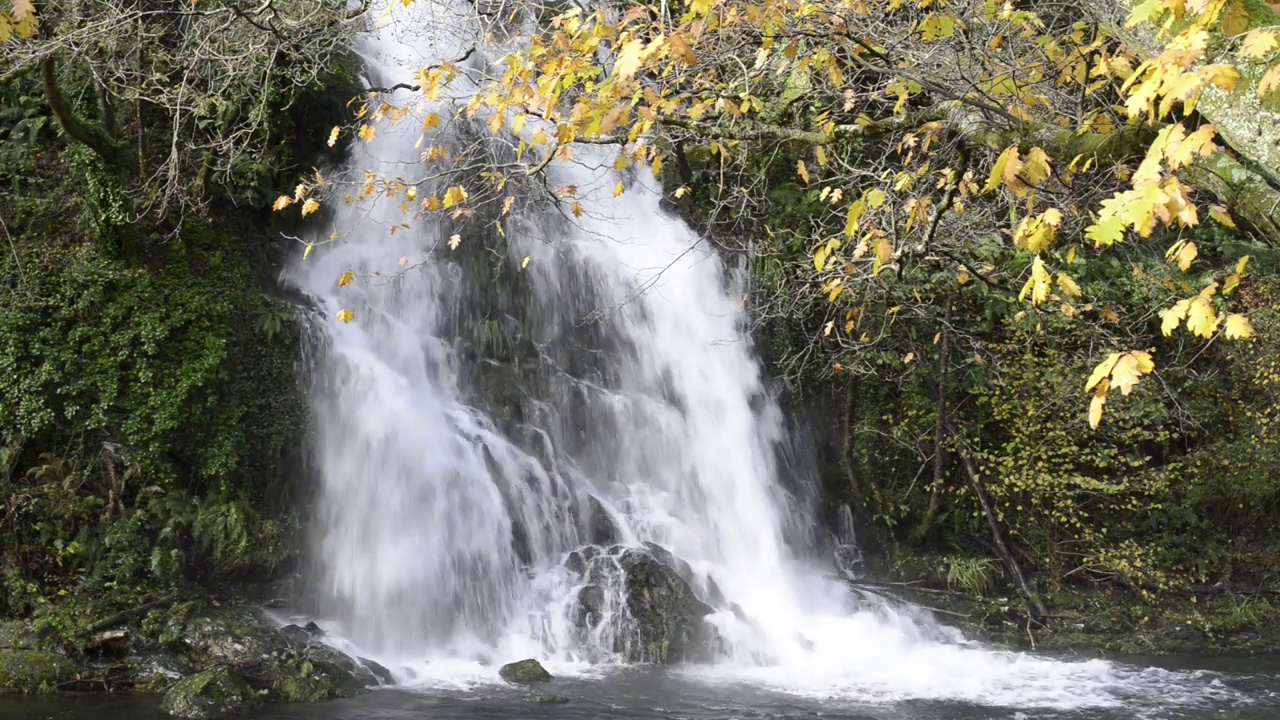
(40, 58, 134, 171)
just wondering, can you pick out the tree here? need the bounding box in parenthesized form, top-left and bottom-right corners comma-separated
(286, 0, 1277, 428)
(2, 0, 363, 221)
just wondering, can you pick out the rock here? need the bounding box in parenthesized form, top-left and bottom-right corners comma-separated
(566, 543, 720, 663)
(587, 495, 621, 545)
(703, 575, 726, 608)
(564, 550, 587, 576)
(160, 667, 260, 719)
(574, 585, 606, 629)
(178, 607, 366, 700)
(358, 657, 395, 686)
(498, 658, 552, 683)
(0, 647, 77, 693)
(615, 546, 718, 663)
(128, 650, 193, 693)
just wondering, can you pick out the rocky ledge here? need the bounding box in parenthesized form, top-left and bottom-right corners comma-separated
(0, 605, 392, 718)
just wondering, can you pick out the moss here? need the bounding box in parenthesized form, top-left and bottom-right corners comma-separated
(160, 667, 260, 720)
(499, 659, 552, 684)
(0, 648, 77, 694)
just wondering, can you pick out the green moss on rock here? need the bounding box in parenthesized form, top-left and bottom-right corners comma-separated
(499, 658, 552, 683)
(0, 648, 77, 694)
(160, 667, 260, 719)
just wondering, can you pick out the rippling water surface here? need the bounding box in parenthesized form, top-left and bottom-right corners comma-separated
(5, 656, 1280, 720)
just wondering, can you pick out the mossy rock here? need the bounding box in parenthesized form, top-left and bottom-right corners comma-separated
(0, 647, 77, 694)
(616, 547, 718, 663)
(160, 667, 260, 719)
(127, 650, 193, 694)
(499, 658, 552, 684)
(179, 607, 367, 701)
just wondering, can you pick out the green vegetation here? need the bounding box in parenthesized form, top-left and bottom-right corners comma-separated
(0, 0, 360, 659)
(5, 0, 1280, 691)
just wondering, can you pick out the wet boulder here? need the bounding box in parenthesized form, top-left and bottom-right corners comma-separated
(566, 544, 720, 663)
(499, 658, 552, 683)
(160, 666, 260, 719)
(586, 495, 622, 545)
(127, 650, 193, 693)
(615, 546, 719, 663)
(178, 608, 366, 700)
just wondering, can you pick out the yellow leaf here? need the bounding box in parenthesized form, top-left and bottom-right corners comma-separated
(1200, 64, 1240, 93)
(614, 181, 626, 197)
(406, 186, 417, 202)
(336, 309, 354, 323)
(301, 199, 320, 217)
(984, 147, 1021, 193)
(873, 240, 892, 276)
(1021, 147, 1052, 186)
(358, 124, 376, 142)
(327, 127, 341, 147)
(1110, 351, 1154, 395)
(903, 352, 916, 364)
(1086, 353, 1121, 392)
(845, 198, 868, 237)
(1186, 296, 1219, 338)
(1089, 387, 1107, 429)
(1240, 30, 1280, 60)
(797, 160, 811, 184)
(443, 185, 468, 209)
(502, 196, 515, 215)
(571, 202, 584, 218)
(1166, 239, 1198, 272)
(1260, 64, 1280, 97)
(1223, 314, 1256, 340)
(1160, 298, 1190, 336)
(449, 234, 462, 250)
(521, 256, 531, 269)
(303, 243, 315, 260)
(1222, 1, 1249, 37)
(272, 195, 293, 211)
(613, 38, 645, 80)
(399, 256, 409, 266)
(1057, 272, 1083, 298)
(337, 272, 355, 288)
(1209, 205, 1236, 228)
(1087, 216, 1126, 247)
(1236, 255, 1251, 276)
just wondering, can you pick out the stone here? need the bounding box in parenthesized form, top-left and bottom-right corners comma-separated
(587, 495, 621, 545)
(574, 585, 606, 629)
(358, 657, 395, 686)
(615, 546, 718, 663)
(160, 667, 260, 719)
(0, 647, 77, 693)
(128, 650, 193, 693)
(563, 550, 587, 576)
(177, 607, 366, 700)
(498, 658, 552, 683)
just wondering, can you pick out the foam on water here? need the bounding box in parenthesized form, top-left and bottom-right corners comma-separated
(288, 0, 1249, 711)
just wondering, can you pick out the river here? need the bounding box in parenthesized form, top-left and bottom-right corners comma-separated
(5, 655, 1280, 720)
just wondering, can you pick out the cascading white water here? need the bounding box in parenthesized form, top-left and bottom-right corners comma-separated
(290, 0, 1244, 710)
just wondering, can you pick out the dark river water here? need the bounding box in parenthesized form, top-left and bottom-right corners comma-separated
(4, 656, 1280, 720)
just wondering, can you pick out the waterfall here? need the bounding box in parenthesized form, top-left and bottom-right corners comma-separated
(289, 0, 1239, 709)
